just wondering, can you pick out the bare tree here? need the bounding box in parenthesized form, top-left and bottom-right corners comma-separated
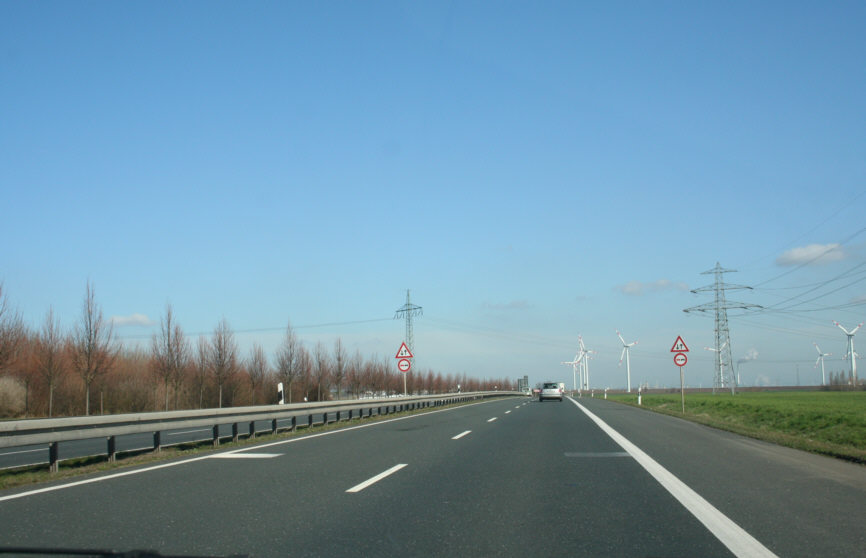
(36, 307, 65, 417)
(297, 344, 312, 402)
(71, 281, 117, 415)
(332, 338, 346, 400)
(313, 341, 330, 401)
(247, 343, 268, 405)
(151, 304, 189, 411)
(346, 349, 363, 398)
(209, 318, 238, 408)
(0, 284, 25, 376)
(170, 323, 190, 410)
(193, 336, 210, 409)
(275, 321, 299, 403)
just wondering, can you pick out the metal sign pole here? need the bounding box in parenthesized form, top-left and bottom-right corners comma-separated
(680, 366, 685, 413)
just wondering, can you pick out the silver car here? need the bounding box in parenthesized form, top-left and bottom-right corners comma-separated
(539, 382, 563, 402)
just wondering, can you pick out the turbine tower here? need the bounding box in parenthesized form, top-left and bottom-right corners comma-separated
(561, 351, 581, 392)
(578, 336, 594, 392)
(704, 341, 728, 387)
(394, 290, 423, 354)
(617, 330, 637, 393)
(813, 342, 831, 386)
(834, 321, 862, 385)
(684, 263, 761, 395)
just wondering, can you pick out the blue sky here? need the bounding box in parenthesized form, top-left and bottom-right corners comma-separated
(2, 1, 865, 390)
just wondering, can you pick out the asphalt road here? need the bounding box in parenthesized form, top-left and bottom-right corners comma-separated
(0, 396, 863, 557)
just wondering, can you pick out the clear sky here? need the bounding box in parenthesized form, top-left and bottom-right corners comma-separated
(2, 1, 865, 390)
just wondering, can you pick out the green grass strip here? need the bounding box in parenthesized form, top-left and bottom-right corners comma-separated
(606, 391, 866, 464)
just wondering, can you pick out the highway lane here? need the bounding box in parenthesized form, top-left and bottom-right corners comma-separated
(0, 396, 862, 556)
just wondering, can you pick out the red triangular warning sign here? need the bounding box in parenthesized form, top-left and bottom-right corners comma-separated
(670, 336, 689, 353)
(395, 342, 414, 359)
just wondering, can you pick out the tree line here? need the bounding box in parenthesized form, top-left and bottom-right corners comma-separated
(0, 283, 514, 418)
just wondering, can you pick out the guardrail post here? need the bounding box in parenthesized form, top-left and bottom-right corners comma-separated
(249, 421, 256, 439)
(153, 431, 162, 453)
(307, 414, 313, 428)
(336, 410, 341, 422)
(271, 419, 278, 435)
(324, 412, 330, 425)
(107, 436, 116, 463)
(291, 416, 296, 432)
(348, 409, 354, 420)
(213, 425, 220, 447)
(49, 442, 59, 473)
(232, 423, 239, 443)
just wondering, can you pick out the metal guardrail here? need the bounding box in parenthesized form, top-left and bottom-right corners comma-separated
(0, 391, 522, 472)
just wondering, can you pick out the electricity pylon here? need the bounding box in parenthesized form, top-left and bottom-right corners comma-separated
(394, 290, 422, 354)
(684, 263, 761, 395)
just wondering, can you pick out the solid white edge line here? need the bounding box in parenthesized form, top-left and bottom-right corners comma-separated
(210, 453, 280, 459)
(346, 464, 407, 493)
(452, 430, 472, 440)
(0, 398, 500, 503)
(569, 398, 778, 558)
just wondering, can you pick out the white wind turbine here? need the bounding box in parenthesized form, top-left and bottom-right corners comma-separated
(704, 341, 729, 387)
(616, 330, 637, 393)
(578, 336, 594, 391)
(561, 351, 581, 392)
(813, 343, 831, 386)
(834, 321, 863, 385)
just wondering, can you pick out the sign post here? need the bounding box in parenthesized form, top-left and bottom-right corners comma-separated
(671, 336, 689, 413)
(395, 342, 414, 396)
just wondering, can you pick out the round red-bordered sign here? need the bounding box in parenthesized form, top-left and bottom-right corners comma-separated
(673, 352, 687, 367)
(397, 358, 411, 372)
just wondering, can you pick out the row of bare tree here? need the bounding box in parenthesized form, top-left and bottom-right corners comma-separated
(0, 283, 514, 418)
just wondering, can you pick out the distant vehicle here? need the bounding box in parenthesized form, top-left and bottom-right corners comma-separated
(538, 382, 563, 402)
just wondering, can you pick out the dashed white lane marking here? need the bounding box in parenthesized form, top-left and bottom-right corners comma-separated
(570, 399, 778, 558)
(505, 410, 511, 414)
(487, 417, 498, 423)
(346, 464, 407, 493)
(452, 430, 472, 440)
(210, 453, 280, 459)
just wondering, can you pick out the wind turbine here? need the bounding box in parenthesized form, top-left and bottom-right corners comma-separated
(834, 321, 863, 385)
(704, 341, 729, 388)
(578, 336, 594, 391)
(813, 343, 831, 386)
(561, 351, 581, 392)
(616, 330, 637, 393)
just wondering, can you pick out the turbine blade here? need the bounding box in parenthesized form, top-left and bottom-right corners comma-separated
(619, 347, 626, 365)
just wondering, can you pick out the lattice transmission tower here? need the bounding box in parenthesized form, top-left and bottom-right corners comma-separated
(684, 263, 761, 395)
(394, 289, 423, 353)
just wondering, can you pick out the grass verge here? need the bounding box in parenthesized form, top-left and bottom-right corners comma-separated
(606, 391, 866, 464)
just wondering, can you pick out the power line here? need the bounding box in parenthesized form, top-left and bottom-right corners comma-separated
(116, 317, 393, 340)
